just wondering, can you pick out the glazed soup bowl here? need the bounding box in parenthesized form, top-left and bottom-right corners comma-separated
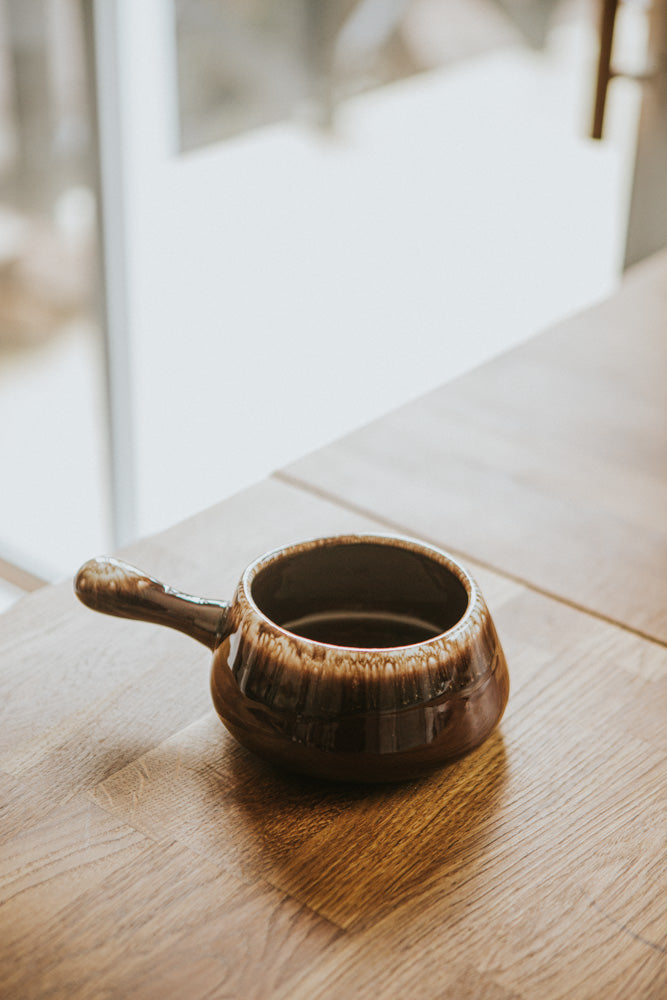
(75, 534, 509, 782)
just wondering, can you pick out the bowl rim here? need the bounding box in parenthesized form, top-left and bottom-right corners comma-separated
(238, 532, 479, 654)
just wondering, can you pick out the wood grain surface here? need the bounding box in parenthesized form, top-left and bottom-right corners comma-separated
(2, 256, 666, 998)
(280, 249, 667, 644)
(1, 476, 665, 999)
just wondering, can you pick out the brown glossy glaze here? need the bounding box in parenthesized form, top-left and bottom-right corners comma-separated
(75, 557, 230, 649)
(75, 535, 509, 782)
(211, 535, 508, 781)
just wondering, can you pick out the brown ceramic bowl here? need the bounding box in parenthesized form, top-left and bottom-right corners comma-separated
(75, 534, 509, 782)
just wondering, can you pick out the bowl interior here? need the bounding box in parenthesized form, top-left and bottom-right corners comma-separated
(250, 540, 469, 649)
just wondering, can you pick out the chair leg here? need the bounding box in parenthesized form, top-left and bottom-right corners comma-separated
(592, 0, 620, 138)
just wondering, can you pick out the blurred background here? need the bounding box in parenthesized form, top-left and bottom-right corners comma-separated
(0, 0, 664, 610)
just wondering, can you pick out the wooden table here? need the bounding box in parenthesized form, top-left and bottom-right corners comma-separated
(2, 252, 665, 999)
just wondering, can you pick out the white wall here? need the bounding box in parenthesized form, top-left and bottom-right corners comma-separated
(102, 0, 640, 538)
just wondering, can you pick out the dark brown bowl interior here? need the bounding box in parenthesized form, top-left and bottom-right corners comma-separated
(250, 540, 470, 649)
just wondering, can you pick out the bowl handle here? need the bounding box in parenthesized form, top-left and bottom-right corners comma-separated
(74, 556, 230, 650)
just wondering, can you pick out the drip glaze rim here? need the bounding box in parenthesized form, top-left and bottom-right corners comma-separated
(239, 533, 478, 653)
